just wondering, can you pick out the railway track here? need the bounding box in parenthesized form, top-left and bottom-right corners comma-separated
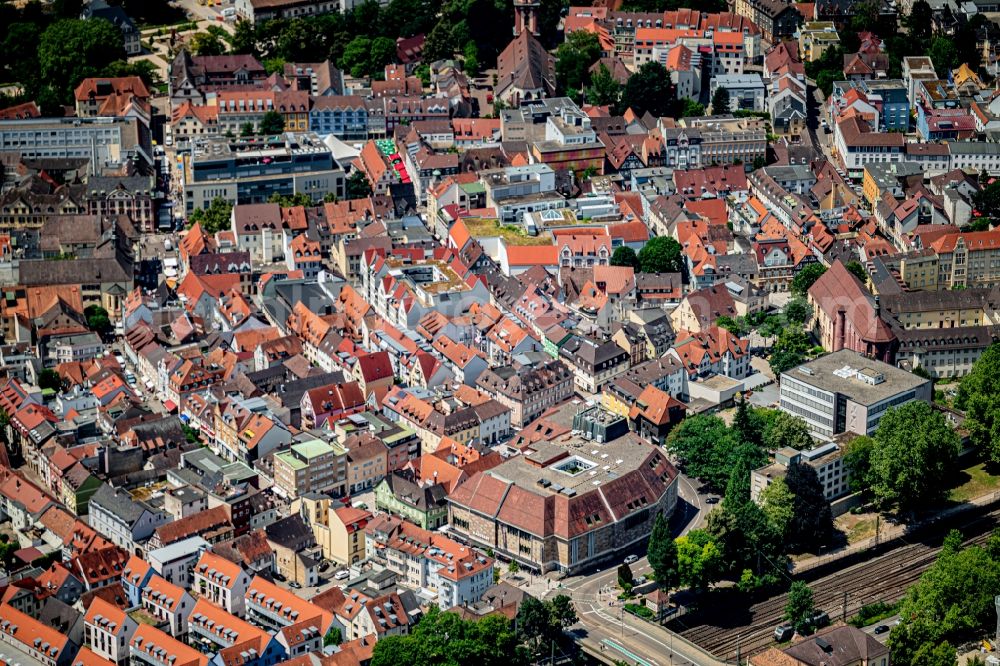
(667, 506, 1000, 662)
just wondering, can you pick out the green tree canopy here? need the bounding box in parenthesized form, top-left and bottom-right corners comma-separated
(870, 402, 960, 513)
(38, 19, 124, 104)
(190, 26, 229, 56)
(618, 562, 634, 593)
(890, 535, 1000, 666)
(783, 581, 816, 634)
(555, 30, 602, 98)
(38, 369, 63, 393)
(956, 343, 1000, 463)
(188, 197, 233, 235)
(259, 110, 286, 135)
(675, 529, 722, 591)
(666, 414, 746, 490)
(268, 192, 313, 207)
(784, 297, 813, 326)
(711, 86, 730, 114)
(620, 62, 675, 118)
(785, 462, 833, 552)
(346, 171, 373, 200)
(759, 477, 795, 541)
(84, 305, 111, 335)
(790, 263, 828, 297)
(586, 63, 623, 107)
(610, 246, 640, 270)
(637, 236, 684, 274)
(843, 435, 876, 493)
(647, 512, 678, 589)
(372, 606, 524, 666)
(844, 260, 868, 284)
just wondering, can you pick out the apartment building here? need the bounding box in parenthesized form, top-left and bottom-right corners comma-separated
(272, 437, 348, 499)
(244, 575, 333, 633)
(141, 574, 194, 638)
(365, 514, 494, 609)
(0, 117, 151, 175)
(129, 625, 207, 666)
(297, 495, 371, 565)
(192, 550, 253, 617)
(778, 350, 932, 439)
(476, 357, 575, 428)
(84, 597, 138, 665)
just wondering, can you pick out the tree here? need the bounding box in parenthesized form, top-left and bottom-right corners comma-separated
(733, 395, 755, 446)
(676, 530, 722, 591)
(637, 236, 684, 274)
(620, 61, 675, 118)
(785, 462, 833, 552)
(586, 63, 622, 107)
(516, 596, 554, 650)
(370, 36, 397, 77)
(240, 122, 255, 137)
(555, 30, 601, 98)
(679, 98, 705, 117)
(323, 627, 342, 646)
(955, 343, 1000, 463)
(188, 196, 233, 235)
(845, 260, 868, 284)
(548, 595, 577, 629)
(38, 369, 63, 392)
(190, 27, 229, 56)
(783, 582, 816, 634)
(706, 495, 789, 589)
(610, 246, 640, 270)
(973, 180, 1000, 223)
(463, 42, 480, 77)
(507, 560, 519, 574)
(268, 192, 313, 206)
(759, 477, 795, 540)
(342, 36, 374, 78)
(102, 59, 162, 88)
(843, 435, 876, 493)
(259, 110, 285, 135)
(711, 86, 730, 114)
(647, 512, 678, 589)
(618, 562, 635, 594)
(910, 642, 957, 666)
(904, 0, 933, 41)
(666, 414, 745, 490)
(870, 402, 960, 513)
(790, 264, 828, 297)
(39, 19, 124, 104)
(716, 316, 750, 337)
(346, 171, 373, 200)
(890, 537, 1000, 666)
(84, 305, 111, 335)
(372, 606, 523, 666)
(760, 410, 813, 451)
(784, 297, 812, 326)
(928, 36, 959, 77)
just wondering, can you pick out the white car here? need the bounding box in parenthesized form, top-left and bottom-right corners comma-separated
(624, 555, 639, 565)
(334, 570, 349, 581)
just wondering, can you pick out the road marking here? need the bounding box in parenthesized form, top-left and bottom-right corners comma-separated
(602, 638, 658, 666)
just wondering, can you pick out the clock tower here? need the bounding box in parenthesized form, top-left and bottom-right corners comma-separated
(513, 0, 540, 36)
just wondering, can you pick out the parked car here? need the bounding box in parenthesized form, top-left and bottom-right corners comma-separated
(873, 625, 890, 635)
(334, 570, 349, 581)
(624, 554, 639, 565)
(290, 581, 301, 589)
(706, 497, 720, 504)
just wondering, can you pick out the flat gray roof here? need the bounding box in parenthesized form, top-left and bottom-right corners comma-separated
(781, 349, 930, 405)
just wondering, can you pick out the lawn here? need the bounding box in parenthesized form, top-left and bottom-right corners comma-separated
(463, 217, 553, 246)
(948, 462, 1000, 503)
(834, 512, 879, 544)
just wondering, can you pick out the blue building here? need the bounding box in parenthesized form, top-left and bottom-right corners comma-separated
(861, 79, 910, 132)
(309, 96, 370, 140)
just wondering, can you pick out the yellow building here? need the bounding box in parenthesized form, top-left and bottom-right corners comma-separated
(798, 22, 840, 62)
(296, 495, 372, 566)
